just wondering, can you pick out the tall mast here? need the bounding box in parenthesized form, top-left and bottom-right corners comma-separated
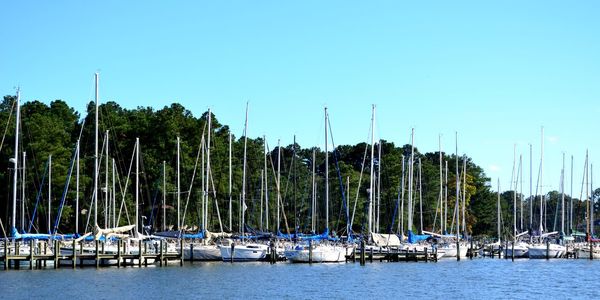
(48, 154, 51, 234)
(462, 156, 467, 234)
(570, 155, 574, 234)
(368, 105, 375, 234)
(177, 136, 181, 231)
(311, 149, 316, 233)
(264, 136, 269, 231)
(112, 158, 116, 228)
(76, 140, 80, 233)
(21, 152, 26, 232)
(11, 89, 20, 231)
(163, 161, 166, 231)
(591, 163, 594, 238)
(585, 151, 589, 237)
(512, 144, 517, 237)
(408, 128, 414, 233)
(445, 161, 448, 234)
(497, 179, 501, 243)
(561, 153, 565, 234)
(455, 132, 459, 237)
(539, 127, 544, 233)
(135, 138, 139, 234)
(105, 130, 109, 228)
(228, 133, 232, 231)
(94, 73, 99, 227)
(439, 135, 443, 234)
(241, 103, 249, 237)
(377, 139, 382, 233)
(519, 155, 523, 231)
(205, 109, 212, 232)
(399, 155, 405, 235)
(325, 107, 329, 231)
(259, 169, 264, 231)
(419, 158, 423, 234)
(277, 139, 281, 233)
(529, 144, 533, 230)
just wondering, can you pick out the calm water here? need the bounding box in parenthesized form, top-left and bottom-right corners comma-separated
(1, 259, 600, 299)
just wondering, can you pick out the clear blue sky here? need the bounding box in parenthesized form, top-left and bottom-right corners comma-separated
(2, 1, 599, 194)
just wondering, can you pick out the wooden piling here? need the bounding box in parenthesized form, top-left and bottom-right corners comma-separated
(590, 242, 593, 260)
(546, 240, 550, 260)
(159, 240, 164, 267)
(369, 247, 373, 263)
(72, 239, 77, 269)
(456, 240, 461, 261)
(95, 240, 100, 268)
(138, 240, 143, 267)
(309, 240, 313, 264)
(511, 242, 515, 262)
(53, 240, 59, 269)
(190, 242, 194, 263)
(3, 238, 8, 270)
(29, 240, 34, 270)
(179, 239, 184, 266)
(117, 240, 122, 268)
(359, 239, 365, 266)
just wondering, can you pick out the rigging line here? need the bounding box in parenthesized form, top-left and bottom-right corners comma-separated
(350, 122, 372, 229)
(181, 126, 206, 229)
(28, 159, 48, 233)
(116, 140, 136, 227)
(265, 141, 291, 236)
(0, 96, 15, 154)
(327, 116, 349, 235)
(52, 144, 78, 234)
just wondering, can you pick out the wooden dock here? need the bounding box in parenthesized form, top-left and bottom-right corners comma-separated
(1, 238, 184, 270)
(346, 246, 438, 264)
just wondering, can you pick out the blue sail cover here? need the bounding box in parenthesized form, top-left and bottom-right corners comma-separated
(407, 230, 430, 244)
(11, 227, 78, 241)
(277, 228, 334, 241)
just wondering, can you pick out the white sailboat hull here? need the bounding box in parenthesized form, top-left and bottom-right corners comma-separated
(528, 244, 565, 259)
(284, 245, 346, 263)
(184, 244, 221, 261)
(219, 244, 268, 262)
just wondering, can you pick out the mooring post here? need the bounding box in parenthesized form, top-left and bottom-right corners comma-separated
(456, 240, 461, 261)
(72, 239, 77, 269)
(546, 240, 550, 260)
(511, 242, 515, 262)
(3, 238, 8, 270)
(308, 240, 313, 264)
(425, 247, 428, 263)
(95, 240, 100, 268)
(117, 240, 122, 268)
(179, 239, 184, 266)
(138, 239, 143, 267)
(590, 242, 593, 260)
(360, 239, 365, 266)
(190, 242, 194, 263)
(53, 240, 59, 269)
(29, 239, 34, 270)
(159, 240, 164, 267)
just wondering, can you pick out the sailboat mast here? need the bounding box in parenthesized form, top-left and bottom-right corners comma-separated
(325, 107, 329, 231)
(497, 179, 501, 242)
(105, 130, 109, 228)
(561, 153, 565, 234)
(11, 89, 20, 231)
(205, 109, 212, 232)
(48, 154, 51, 234)
(519, 155, 523, 231)
(455, 132, 459, 237)
(377, 139, 382, 233)
(439, 135, 443, 234)
(264, 136, 269, 231)
(462, 156, 467, 234)
(21, 152, 25, 232)
(570, 155, 574, 234)
(408, 128, 414, 233)
(399, 155, 405, 235)
(229, 133, 232, 231)
(163, 161, 166, 231)
(529, 144, 533, 230)
(419, 158, 423, 233)
(277, 139, 281, 233)
(241, 103, 249, 237)
(512, 145, 517, 237)
(591, 163, 594, 238)
(311, 149, 316, 233)
(177, 136, 181, 231)
(112, 158, 116, 228)
(368, 105, 375, 234)
(76, 140, 80, 233)
(445, 161, 448, 234)
(135, 138, 139, 234)
(94, 73, 99, 227)
(540, 127, 544, 233)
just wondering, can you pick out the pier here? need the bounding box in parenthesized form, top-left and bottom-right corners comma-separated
(1, 238, 183, 270)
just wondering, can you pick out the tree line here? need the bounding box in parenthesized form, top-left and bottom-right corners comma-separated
(0, 95, 597, 239)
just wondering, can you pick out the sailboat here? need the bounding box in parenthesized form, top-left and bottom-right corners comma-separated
(284, 107, 346, 263)
(219, 103, 268, 262)
(528, 128, 565, 258)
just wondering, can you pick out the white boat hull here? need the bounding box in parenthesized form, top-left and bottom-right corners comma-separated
(184, 244, 221, 261)
(284, 245, 346, 263)
(219, 244, 268, 262)
(528, 244, 565, 259)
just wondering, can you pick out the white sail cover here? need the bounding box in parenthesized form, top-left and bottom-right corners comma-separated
(371, 232, 401, 247)
(94, 224, 135, 240)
